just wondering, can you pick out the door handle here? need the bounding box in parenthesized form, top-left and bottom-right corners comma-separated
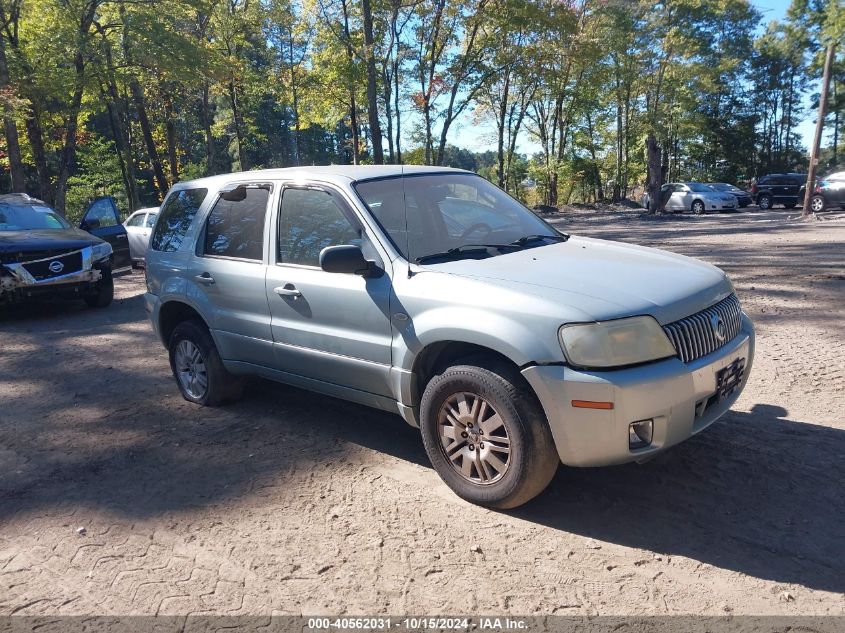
(116, 234, 127, 239)
(273, 284, 302, 298)
(195, 273, 215, 285)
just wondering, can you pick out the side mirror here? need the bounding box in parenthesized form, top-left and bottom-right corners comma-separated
(319, 245, 377, 277)
(81, 218, 100, 231)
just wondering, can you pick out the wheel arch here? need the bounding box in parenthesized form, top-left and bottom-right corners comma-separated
(409, 340, 532, 410)
(158, 300, 209, 348)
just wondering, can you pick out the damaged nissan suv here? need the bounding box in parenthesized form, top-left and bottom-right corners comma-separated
(0, 194, 129, 308)
(145, 166, 755, 509)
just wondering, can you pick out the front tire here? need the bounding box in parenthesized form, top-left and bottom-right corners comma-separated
(420, 361, 559, 509)
(168, 319, 244, 406)
(84, 268, 113, 308)
(810, 195, 825, 213)
(691, 200, 705, 215)
(758, 194, 772, 210)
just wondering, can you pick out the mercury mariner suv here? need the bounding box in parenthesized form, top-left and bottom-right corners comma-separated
(144, 166, 755, 508)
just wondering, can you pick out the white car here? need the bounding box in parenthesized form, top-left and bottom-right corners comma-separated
(123, 207, 159, 265)
(664, 182, 737, 214)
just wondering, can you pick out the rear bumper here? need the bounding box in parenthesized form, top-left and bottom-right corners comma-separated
(521, 314, 755, 467)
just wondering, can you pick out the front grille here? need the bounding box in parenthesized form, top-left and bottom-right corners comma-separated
(663, 294, 742, 363)
(22, 250, 83, 280)
(0, 248, 70, 265)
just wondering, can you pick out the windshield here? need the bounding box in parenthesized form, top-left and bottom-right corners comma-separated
(354, 173, 560, 262)
(686, 182, 712, 193)
(0, 201, 71, 231)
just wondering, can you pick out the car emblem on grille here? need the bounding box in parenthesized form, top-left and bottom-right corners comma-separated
(711, 314, 727, 342)
(48, 260, 64, 274)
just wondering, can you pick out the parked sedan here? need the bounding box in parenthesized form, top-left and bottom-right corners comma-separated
(664, 182, 737, 214)
(809, 171, 845, 213)
(123, 207, 159, 265)
(707, 183, 752, 208)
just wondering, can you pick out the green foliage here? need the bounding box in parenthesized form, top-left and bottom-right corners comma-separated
(66, 135, 129, 223)
(0, 0, 841, 209)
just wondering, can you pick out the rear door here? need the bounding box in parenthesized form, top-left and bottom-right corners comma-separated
(81, 197, 131, 271)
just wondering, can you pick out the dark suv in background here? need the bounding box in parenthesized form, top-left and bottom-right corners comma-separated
(0, 194, 131, 307)
(751, 173, 807, 209)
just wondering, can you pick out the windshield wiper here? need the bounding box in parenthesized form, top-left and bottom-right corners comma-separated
(509, 233, 569, 246)
(415, 243, 519, 264)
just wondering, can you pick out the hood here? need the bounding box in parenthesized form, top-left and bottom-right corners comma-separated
(425, 236, 734, 324)
(0, 228, 103, 258)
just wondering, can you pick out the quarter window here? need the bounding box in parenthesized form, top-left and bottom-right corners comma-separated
(144, 213, 158, 228)
(150, 188, 207, 252)
(203, 185, 270, 261)
(278, 188, 362, 267)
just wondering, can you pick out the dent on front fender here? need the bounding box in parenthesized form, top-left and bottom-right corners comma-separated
(391, 304, 562, 373)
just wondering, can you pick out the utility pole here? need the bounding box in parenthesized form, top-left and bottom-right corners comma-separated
(803, 43, 836, 216)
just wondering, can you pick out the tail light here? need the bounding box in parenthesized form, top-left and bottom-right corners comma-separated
(815, 183, 822, 194)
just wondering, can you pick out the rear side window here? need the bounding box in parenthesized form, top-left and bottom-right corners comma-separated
(144, 213, 158, 228)
(203, 185, 270, 261)
(150, 188, 207, 252)
(126, 214, 145, 227)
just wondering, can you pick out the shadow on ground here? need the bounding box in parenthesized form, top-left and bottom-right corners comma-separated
(1, 264, 842, 599)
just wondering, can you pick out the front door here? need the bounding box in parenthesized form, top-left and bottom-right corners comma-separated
(188, 183, 275, 367)
(81, 197, 131, 271)
(265, 185, 394, 397)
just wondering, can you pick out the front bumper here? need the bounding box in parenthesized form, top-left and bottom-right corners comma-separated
(521, 313, 755, 467)
(0, 247, 105, 304)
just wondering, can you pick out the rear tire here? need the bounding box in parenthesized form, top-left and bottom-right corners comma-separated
(810, 195, 826, 213)
(758, 194, 772, 210)
(691, 200, 705, 215)
(168, 319, 244, 406)
(84, 268, 113, 308)
(420, 360, 559, 509)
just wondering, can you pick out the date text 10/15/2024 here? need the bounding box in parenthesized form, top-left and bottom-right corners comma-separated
(306, 618, 528, 630)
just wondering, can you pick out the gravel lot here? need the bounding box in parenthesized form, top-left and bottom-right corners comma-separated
(1, 208, 843, 616)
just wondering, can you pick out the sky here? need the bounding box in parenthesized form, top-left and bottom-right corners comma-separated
(449, 0, 820, 158)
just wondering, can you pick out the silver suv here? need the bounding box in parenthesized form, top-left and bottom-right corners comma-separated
(145, 166, 754, 508)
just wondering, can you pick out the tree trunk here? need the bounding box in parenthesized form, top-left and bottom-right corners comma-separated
(361, 0, 383, 164)
(227, 79, 248, 171)
(24, 110, 51, 203)
(202, 81, 216, 175)
(55, 51, 87, 215)
(496, 71, 510, 189)
(646, 133, 664, 214)
(131, 79, 169, 196)
(0, 28, 26, 193)
(162, 88, 179, 182)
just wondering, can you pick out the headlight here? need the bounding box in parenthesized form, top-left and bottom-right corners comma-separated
(558, 316, 676, 369)
(91, 241, 113, 262)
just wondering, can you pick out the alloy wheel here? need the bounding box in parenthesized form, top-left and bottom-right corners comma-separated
(175, 340, 209, 399)
(437, 391, 511, 485)
(811, 196, 824, 213)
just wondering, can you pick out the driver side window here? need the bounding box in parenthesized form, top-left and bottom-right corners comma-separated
(278, 188, 369, 267)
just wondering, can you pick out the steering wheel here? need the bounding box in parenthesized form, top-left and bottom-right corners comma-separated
(459, 222, 493, 241)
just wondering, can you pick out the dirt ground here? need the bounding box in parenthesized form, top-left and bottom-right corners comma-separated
(0, 207, 843, 616)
